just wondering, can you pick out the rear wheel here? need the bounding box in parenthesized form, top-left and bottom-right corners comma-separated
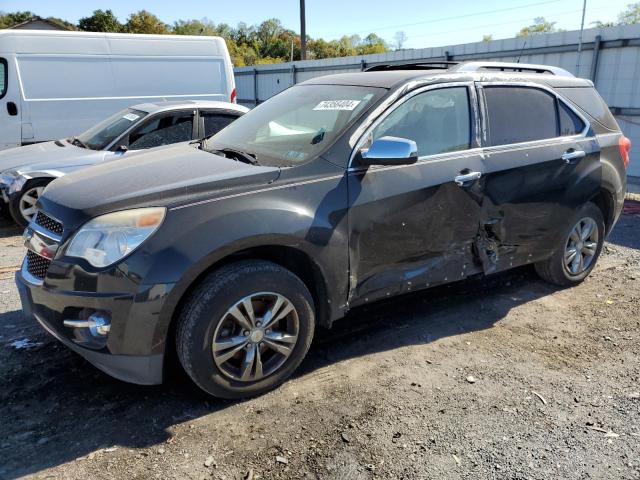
(9, 178, 51, 228)
(176, 260, 315, 399)
(535, 202, 605, 286)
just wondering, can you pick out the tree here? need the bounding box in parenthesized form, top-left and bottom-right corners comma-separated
(591, 20, 616, 28)
(0, 11, 35, 28)
(78, 9, 122, 32)
(618, 2, 640, 24)
(482, 34, 493, 42)
(517, 17, 557, 37)
(173, 18, 219, 36)
(123, 10, 169, 34)
(394, 31, 408, 50)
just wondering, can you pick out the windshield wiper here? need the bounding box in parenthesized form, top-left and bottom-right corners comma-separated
(70, 137, 89, 149)
(211, 147, 260, 166)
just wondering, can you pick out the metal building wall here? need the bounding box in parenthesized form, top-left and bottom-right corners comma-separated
(234, 24, 640, 177)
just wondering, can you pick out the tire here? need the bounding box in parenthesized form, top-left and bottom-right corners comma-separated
(9, 178, 51, 229)
(535, 202, 605, 287)
(176, 260, 315, 399)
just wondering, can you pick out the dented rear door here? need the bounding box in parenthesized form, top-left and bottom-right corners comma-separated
(477, 83, 601, 273)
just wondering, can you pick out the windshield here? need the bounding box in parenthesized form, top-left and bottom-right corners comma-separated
(206, 84, 385, 166)
(75, 108, 148, 150)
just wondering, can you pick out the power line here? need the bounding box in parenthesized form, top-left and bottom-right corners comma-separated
(402, 5, 610, 44)
(347, 0, 563, 35)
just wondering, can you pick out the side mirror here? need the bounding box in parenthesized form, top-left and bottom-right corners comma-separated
(359, 136, 418, 166)
(115, 145, 128, 153)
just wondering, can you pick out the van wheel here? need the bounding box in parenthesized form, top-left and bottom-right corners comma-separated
(9, 178, 51, 228)
(535, 202, 605, 286)
(176, 260, 315, 399)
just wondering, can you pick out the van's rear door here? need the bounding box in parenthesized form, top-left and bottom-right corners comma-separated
(0, 56, 22, 150)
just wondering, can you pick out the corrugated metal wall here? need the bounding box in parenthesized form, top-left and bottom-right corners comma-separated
(234, 24, 640, 178)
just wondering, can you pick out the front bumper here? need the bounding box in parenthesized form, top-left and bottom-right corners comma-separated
(15, 268, 165, 385)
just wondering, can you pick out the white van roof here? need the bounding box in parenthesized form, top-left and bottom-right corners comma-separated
(0, 30, 228, 57)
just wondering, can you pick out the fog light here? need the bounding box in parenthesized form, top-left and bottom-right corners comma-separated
(63, 312, 111, 337)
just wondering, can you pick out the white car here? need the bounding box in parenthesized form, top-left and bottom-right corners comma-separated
(0, 100, 248, 226)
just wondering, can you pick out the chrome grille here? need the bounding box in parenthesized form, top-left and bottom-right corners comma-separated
(34, 211, 63, 236)
(26, 250, 52, 280)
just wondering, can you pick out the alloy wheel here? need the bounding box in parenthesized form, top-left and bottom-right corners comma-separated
(19, 186, 45, 224)
(564, 217, 599, 276)
(212, 292, 300, 382)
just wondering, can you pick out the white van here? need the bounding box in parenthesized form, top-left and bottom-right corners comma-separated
(0, 30, 236, 150)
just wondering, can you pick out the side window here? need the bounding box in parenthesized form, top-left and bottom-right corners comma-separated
(128, 112, 194, 150)
(559, 101, 585, 136)
(201, 112, 239, 137)
(372, 87, 471, 157)
(0, 59, 7, 99)
(484, 86, 557, 146)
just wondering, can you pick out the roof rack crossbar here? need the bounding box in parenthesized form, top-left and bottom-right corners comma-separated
(365, 61, 459, 72)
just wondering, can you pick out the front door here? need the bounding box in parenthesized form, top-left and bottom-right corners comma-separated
(478, 84, 601, 273)
(347, 84, 485, 306)
(0, 56, 22, 150)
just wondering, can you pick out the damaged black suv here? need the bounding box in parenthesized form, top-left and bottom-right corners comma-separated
(16, 61, 630, 398)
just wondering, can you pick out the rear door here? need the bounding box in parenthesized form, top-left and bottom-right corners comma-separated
(347, 83, 486, 306)
(478, 83, 601, 273)
(0, 56, 22, 149)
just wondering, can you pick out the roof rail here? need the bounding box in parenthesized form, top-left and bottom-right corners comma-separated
(450, 61, 574, 77)
(365, 61, 459, 72)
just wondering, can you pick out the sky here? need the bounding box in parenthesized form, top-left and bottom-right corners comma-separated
(1, 0, 635, 49)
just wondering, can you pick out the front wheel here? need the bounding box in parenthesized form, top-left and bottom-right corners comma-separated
(535, 202, 605, 286)
(9, 178, 51, 228)
(176, 260, 315, 399)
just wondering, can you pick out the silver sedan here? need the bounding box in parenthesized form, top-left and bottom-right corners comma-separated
(0, 100, 248, 227)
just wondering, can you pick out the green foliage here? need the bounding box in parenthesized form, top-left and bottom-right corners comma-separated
(123, 10, 170, 34)
(0, 9, 390, 65)
(618, 2, 640, 24)
(482, 34, 493, 42)
(516, 17, 557, 37)
(0, 11, 35, 28)
(78, 9, 122, 32)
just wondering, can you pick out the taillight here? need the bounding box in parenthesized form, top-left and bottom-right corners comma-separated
(619, 135, 631, 169)
(230, 88, 237, 104)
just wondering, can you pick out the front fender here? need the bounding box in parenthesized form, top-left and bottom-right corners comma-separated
(138, 173, 350, 348)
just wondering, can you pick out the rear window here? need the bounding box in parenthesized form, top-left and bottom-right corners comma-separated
(559, 101, 586, 136)
(484, 86, 558, 146)
(555, 87, 619, 131)
(202, 112, 239, 137)
(0, 58, 7, 99)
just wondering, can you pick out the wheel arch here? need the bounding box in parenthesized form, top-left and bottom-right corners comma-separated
(590, 187, 615, 235)
(160, 242, 333, 369)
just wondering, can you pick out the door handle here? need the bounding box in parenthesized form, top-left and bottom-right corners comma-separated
(454, 171, 482, 186)
(561, 150, 586, 163)
(6, 102, 18, 116)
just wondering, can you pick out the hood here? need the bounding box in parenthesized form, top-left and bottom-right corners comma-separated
(0, 140, 103, 174)
(40, 143, 280, 226)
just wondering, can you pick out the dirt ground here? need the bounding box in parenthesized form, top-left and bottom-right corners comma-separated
(1, 201, 639, 480)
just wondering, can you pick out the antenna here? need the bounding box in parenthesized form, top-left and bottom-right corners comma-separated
(516, 40, 527, 63)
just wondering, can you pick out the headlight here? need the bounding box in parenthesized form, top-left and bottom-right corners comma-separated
(66, 207, 166, 268)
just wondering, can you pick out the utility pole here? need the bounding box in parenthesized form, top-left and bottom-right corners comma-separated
(576, 0, 587, 74)
(300, 0, 307, 60)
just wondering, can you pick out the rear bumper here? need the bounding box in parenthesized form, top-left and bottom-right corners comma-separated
(15, 269, 164, 385)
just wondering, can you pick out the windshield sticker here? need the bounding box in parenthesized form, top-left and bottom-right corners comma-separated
(285, 150, 306, 160)
(123, 113, 140, 122)
(313, 100, 361, 111)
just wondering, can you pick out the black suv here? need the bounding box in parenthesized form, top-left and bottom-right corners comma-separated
(16, 61, 630, 398)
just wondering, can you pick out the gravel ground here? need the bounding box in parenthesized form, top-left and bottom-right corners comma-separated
(0, 201, 639, 480)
